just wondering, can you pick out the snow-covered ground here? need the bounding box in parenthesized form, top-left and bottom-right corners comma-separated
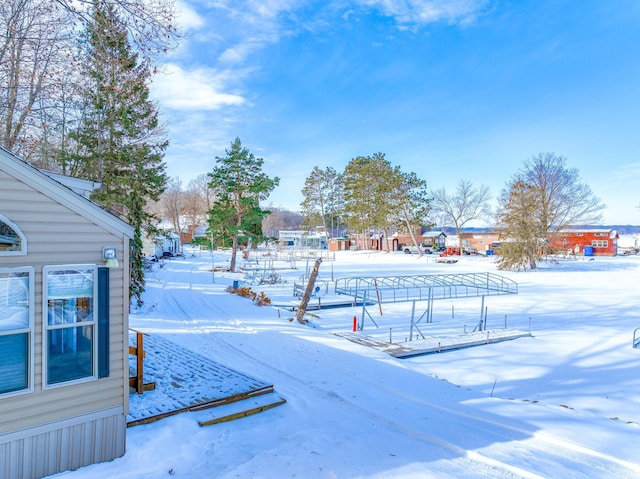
(53, 247, 640, 478)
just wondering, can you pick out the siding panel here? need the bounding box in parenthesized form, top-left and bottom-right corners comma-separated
(1, 156, 130, 476)
(0, 408, 125, 479)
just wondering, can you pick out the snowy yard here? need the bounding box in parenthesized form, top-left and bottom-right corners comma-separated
(53, 248, 640, 478)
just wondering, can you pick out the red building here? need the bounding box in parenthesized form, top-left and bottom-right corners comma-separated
(548, 229, 618, 256)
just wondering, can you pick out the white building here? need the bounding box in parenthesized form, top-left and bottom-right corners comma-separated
(278, 230, 328, 249)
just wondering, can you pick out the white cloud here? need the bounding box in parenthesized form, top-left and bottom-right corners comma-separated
(609, 162, 640, 181)
(151, 63, 246, 110)
(355, 0, 489, 25)
(218, 31, 284, 64)
(174, 0, 205, 30)
(245, 0, 300, 19)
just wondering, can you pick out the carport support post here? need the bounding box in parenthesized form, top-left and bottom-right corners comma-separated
(429, 288, 434, 323)
(409, 300, 416, 340)
(409, 318, 413, 341)
(360, 291, 368, 331)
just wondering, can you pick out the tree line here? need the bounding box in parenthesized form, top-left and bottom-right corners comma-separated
(158, 143, 603, 274)
(297, 151, 604, 270)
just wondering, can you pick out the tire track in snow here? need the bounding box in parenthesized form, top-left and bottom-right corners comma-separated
(157, 276, 640, 479)
(207, 327, 639, 479)
(196, 332, 539, 479)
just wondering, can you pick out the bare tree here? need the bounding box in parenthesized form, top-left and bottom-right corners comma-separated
(160, 177, 185, 234)
(262, 207, 304, 239)
(516, 153, 605, 234)
(1, 0, 179, 166)
(188, 174, 217, 212)
(495, 152, 605, 270)
(0, 0, 76, 159)
(54, 0, 179, 63)
(430, 179, 492, 251)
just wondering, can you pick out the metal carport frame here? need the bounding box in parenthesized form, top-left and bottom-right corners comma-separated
(334, 273, 518, 335)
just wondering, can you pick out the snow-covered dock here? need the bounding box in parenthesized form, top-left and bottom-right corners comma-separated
(334, 329, 532, 358)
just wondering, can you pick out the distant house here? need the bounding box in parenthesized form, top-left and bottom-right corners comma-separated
(179, 224, 199, 244)
(0, 148, 133, 478)
(328, 238, 352, 251)
(192, 224, 209, 242)
(392, 230, 447, 252)
(422, 231, 447, 250)
(548, 229, 619, 256)
(278, 230, 328, 249)
(459, 231, 504, 253)
(143, 230, 182, 258)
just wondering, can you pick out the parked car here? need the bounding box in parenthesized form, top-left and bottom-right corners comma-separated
(400, 243, 434, 254)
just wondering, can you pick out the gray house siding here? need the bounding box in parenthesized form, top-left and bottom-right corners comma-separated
(0, 150, 133, 478)
(0, 406, 125, 479)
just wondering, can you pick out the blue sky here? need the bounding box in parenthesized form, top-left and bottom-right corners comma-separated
(150, 0, 640, 225)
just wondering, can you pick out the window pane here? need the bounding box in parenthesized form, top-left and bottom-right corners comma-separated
(45, 266, 96, 386)
(47, 270, 94, 299)
(47, 297, 94, 326)
(0, 272, 29, 331)
(0, 219, 22, 252)
(0, 333, 28, 393)
(47, 325, 94, 384)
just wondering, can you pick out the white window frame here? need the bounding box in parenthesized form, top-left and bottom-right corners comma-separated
(0, 214, 27, 256)
(592, 240, 608, 248)
(43, 264, 98, 388)
(0, 266, 34, 397)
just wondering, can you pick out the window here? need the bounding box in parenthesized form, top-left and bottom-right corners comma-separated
(44, 265, 97, 386)
(592, 240, 608, 248)
(0, 267, 34, 396)
(0, 214, 27, 255)
(594, 232, 608, 237)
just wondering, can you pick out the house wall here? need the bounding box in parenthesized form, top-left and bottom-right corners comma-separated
(395, 233, 446, 250)
(0, 168, 129, 478)
(460, 232, 503, 252)
(328, 239, 350, 251)
(422, 233, 447, 249)
(548, 231, 618, 256)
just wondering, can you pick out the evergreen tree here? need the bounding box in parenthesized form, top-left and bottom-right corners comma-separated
(207, 138, 279, 272)
(300, 166, 343, 238)
(342, 153, 427, 251)
(496, 181, 542, 270)
(342, 153, 390, 248)
(389, 168, 432, 254)
(70, 1, 168, 306)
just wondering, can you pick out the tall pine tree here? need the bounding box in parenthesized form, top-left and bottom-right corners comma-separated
(208, 138, 279, 272)
(496, 180, 543, 270)
(70, 0, 168, 305)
